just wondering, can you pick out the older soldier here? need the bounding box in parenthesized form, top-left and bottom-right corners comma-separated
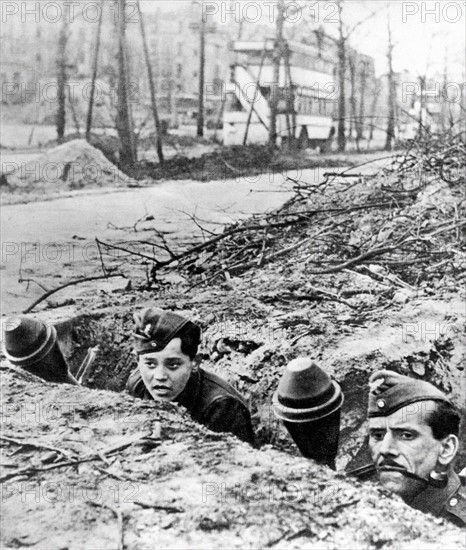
(273, 360, 465, 526)
(126, 307, 255, 445)
(367, 370, 465, 527)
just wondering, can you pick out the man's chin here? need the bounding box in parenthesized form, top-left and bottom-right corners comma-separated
(377, 470, 421, 500)
(378, 470, 405, 490)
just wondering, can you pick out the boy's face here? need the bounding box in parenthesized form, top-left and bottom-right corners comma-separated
(137, 337, 193, 402)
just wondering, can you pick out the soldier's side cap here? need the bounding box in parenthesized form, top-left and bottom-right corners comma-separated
(133, 307, 198, 354)
(273, 358, 344, 423)
(367, 369, 451, 417)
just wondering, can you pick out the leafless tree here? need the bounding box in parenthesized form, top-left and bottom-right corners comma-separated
(137, 0, 164, 164)
(356, 59, 368, 151)
(329, 1, 376, 152)
(384, 15, 396, 151)
(116, 0, 137, 166)
(269, 0, 285, 147)
(56, 8, 69, 142)
(86, 0, 104, 142)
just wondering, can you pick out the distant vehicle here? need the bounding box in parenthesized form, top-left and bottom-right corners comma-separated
(223, 39, 337, 151)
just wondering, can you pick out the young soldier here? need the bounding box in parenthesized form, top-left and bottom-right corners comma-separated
(126, 307, 255, 445)
(367, 370, 465, 527)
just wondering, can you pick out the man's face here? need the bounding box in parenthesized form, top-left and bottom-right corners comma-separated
(137, 338, 193, 402)
(368, 403, 442, 500)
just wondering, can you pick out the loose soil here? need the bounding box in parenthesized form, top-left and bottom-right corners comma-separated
(1, 135, 465, 547)
(1, 366, 464, 549)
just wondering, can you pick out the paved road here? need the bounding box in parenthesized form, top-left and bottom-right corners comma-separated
(1, 157, 390, 315)
(1, 170, 297, 314)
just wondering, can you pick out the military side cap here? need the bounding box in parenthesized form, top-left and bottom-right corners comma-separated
(367, 369, 451, 417)
(133, 308, 198, 354)
(273, 358, 344, 423)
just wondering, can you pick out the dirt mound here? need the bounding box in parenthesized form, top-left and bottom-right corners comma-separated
(128, 145, 353, 182)
(4, 139, 132, 191)
(1, 366, 463, 549)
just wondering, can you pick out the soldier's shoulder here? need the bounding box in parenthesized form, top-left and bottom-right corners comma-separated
(200, 368, 245, 402)
(443, 482, 466, 528)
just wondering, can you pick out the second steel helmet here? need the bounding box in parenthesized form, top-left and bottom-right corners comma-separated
(273, 358, 344, 423)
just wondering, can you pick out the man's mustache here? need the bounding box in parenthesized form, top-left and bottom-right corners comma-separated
(377, 459, 406, 471)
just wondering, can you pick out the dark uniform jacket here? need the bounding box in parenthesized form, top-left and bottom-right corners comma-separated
(408, 471, 466, 528)
(126, 367, 255, 445)
(352, 465, 466, 528)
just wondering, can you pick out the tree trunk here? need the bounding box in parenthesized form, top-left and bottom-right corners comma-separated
(357, 61, 367, 148)
(56, 13, 69, 143)
(336, 1, 346, 153)
(348, 53, 357, 149)
(197, 13, 205, 137)
(269, 0, 284, 147)
(86, 0, 104, 142)
(368, 79, 380, 144)
(117, 0, 137, 167)
(137, 0, 164, 164)
(384, 18, 396, 151)
(284, 42, 296, 149)
(418, 75, 426, 133)
(243, 43, 267, 145)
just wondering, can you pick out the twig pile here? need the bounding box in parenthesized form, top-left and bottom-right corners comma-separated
(97, 132, 465, 293)
(392, 131, 465, 186)
(24, 133, 464, 314)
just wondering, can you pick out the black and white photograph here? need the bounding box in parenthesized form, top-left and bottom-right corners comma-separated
(0, 0, 465, 548)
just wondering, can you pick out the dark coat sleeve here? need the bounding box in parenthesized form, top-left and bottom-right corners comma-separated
(202, 397, 255, 446)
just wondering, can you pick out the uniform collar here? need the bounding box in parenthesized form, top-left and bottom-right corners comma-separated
(408, 471, 461, 516)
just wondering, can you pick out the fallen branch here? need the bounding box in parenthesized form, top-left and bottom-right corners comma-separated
(305, 245, 396, 275)
(0, 457, 98, 483)
(22, 273, 125, 314)
(0, 434, 75, 460)
(0, 434, 156, 483)
(133, 500, 184, 514)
